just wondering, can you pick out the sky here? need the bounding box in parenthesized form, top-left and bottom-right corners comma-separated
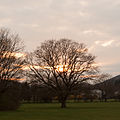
(0, 0, 120, 76)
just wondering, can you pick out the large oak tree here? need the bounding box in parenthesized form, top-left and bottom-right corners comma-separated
(28, 39, 98, 108)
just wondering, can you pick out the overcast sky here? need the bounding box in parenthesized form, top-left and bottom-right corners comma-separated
(0, 0, 120, 76)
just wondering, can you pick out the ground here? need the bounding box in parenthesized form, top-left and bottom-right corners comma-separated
(0, 102, 120, 120)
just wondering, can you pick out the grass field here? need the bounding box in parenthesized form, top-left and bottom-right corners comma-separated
(0, 102, 120, 120)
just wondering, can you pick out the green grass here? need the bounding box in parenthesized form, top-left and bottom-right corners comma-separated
(0, 102, 120, 120)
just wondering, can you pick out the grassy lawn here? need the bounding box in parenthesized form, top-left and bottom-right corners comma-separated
(0, 102, 120, 120)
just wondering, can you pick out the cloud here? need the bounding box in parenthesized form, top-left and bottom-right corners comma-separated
(95, 40, 115, 47)
(102, 40, 115, 47)
(0, 0, 120, 76)
(79, 1, 88, 7)
(95, 41, 101, 45)
(20, 23, 40, 28)
(101, 62, 120, 76)
(116, 42, 120, 47)
(83, 30, 103, 35)
(0, 18, 12, 25)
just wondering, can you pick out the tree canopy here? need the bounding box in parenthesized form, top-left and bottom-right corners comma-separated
(27, 39, 98, 108)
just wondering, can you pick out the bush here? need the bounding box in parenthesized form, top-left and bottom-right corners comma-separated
(0, 80, 22, 111)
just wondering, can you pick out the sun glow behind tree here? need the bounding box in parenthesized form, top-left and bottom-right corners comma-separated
(0, 28, 26, 82)
(26, 39, 99, 108)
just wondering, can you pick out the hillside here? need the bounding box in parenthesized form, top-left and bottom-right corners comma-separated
(105, 75, 120, 85)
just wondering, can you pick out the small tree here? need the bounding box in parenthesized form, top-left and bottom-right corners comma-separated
(27, 39, 98, 108)
(0, 28, 25, 110)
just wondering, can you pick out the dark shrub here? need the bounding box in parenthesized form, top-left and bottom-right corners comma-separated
(0, 80, 22, 111)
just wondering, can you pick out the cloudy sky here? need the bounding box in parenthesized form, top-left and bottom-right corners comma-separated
(0, 0, 120, 76)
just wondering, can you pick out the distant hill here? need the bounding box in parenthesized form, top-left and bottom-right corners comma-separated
(95, 75, 120, 87)
(105, 75, 120, 85)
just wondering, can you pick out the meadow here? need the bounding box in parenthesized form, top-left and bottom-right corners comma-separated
(0, 102, 120, 120)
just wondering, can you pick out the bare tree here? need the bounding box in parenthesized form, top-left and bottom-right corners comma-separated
(0, 28, 25, 96)
(27, 39, 98, 108)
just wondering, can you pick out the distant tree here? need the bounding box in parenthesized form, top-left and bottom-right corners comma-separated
(95, 73, 113, 102)
(27, 39, 98, 108)
(114, 85, 120, 101)
(0, 28, 25, 110)
(20, 82, 31, 102)
(80, 83, 95, 102)
(72, 83, 93, 102)
(25, 74, 55, 103)
(30, 84, 54, 103)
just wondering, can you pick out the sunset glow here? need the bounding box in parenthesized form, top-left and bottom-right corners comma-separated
(22, 65, 53, 70)
(55, 65, 68, 72)
(22, 63, 97, 74)
(3, 52, 26, 58)
(13, 52, 26, 58)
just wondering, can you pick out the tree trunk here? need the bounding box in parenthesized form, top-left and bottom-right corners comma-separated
(90, 98, 93, 102)
(59, 95, 68, 108)
(58, 92, 69, 108)
(104, 97, 107, 102)
(61, 100, 66, 108)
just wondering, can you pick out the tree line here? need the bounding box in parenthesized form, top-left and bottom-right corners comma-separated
(0, 28, 120, 110)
